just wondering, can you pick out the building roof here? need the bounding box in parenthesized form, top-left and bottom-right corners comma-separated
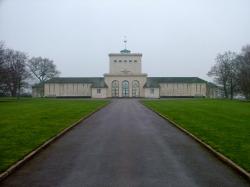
(109, 53, 142, 56)
(120, 49, 131, 54)
(45, 76, 207, 89)
(144, 77, 207, 88)
(45, 77, 108, 88)
(207, 82, 219, 88)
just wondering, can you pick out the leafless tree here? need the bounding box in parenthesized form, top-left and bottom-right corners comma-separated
(242, 45, 250, 54)
(0, 41, 5, 65)
(236, 45, 250, 99)
(1, 42, 60, 97)
(0, 41, 8, 95)
(3, 49, 30, 98)
(27, 57, 60, 96)
(208, 51, 237, 99)
(28, 57, 60, 82)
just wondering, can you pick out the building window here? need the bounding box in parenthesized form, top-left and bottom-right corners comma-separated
(112, 80, 119, 97)
(124, 60, 127, 62)
(114, 60, 117, 62)
(150, 88, 154, 94)
(122, 80, 129, 97)
(97, 88, 101, 94)
(132, 80, 140, 97)
(119, 60, 122, 62)
(134, 60, 137, 62)
(129, 60, 132, 62)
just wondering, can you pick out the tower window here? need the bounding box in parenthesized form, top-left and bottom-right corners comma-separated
(134, 60, 137, 62)
(129, 60, 132, 62)
(124, 60, 127, 62)
(114, 60, 117, 62)
(119, 60, 122, 62)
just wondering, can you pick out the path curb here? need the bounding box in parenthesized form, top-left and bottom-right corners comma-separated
(0, 101, 109, 182)
(142, 103, 250, 181)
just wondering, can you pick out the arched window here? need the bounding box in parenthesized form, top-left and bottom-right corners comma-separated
(112, 80, 119, 97)
(132, 80, 140, 97)
(122, 80, 129, 97)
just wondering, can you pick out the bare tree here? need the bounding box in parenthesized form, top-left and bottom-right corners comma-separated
(242, 45, 250, 54)
(208, 51, 237, 99)
(4, 49, 30, 98)
(236, 45, 250, 99)
(0, 41, 5, 65)
(28, 57, 59, 82)
(0, 41, 8, 95)
(27, 57, 59, 96)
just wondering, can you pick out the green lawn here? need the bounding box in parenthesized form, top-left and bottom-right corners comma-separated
(0, 98, 108, 173)
(143, 99, 250, 172)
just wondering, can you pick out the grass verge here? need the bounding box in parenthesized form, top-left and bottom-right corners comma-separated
(0, 98, 108, 172)
(143, 99, 250, 172)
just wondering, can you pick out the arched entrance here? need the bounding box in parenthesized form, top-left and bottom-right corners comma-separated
(122, 80, 129, 97)
(132, 80, 140, 97)
(111, 80, 119, 97)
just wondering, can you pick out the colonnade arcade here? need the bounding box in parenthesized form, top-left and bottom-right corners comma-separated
(111, 80, 140, 97)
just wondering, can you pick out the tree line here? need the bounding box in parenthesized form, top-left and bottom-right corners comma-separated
(208, 44, 250, 99)
(0, 41, 59, 98)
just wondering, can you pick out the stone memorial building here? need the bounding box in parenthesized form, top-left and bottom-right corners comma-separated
(32, 48, 219, 98)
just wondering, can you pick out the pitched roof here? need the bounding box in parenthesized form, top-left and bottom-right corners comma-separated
(207, 82, 219, 88)
(45, 76, 207, 89)
(144, 77, 207, 88)
(45, 77, 108, 88)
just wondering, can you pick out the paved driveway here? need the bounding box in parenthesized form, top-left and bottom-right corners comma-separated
(1, 99, 249, 187)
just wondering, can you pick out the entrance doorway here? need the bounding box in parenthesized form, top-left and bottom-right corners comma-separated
(122, 80, 129, 97)
(132, 80, 140, 97)
(111, 80, 119, 97)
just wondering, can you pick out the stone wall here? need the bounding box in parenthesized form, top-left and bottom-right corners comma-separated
(206, 85, 221, 98)
(91, 88, 107, 98)
(109, 53, 142, 75)
(144, 88, 160, 98)
(159, 83, 207, 97)
(44, 83, 92, 97)
(41, 82, 213, 98)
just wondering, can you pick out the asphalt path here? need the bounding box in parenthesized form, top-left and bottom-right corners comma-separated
(1, 99, 249, 187)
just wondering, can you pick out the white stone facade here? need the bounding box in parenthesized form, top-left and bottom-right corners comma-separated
(44, 83, 92, 97)
(144, 88, 160, 98)
(109, 53, 142, 75)
(36, 49, 219, 98)
(104, 75, 147, 98)
(91, 88, 107, 98)
(159, 83, 207, 97)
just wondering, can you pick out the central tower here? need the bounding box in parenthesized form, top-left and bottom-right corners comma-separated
(108, 50, 142, 75)
(104, 41, 147, 97)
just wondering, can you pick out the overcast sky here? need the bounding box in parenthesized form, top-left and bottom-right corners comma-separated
(0, 0, 250, 81)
